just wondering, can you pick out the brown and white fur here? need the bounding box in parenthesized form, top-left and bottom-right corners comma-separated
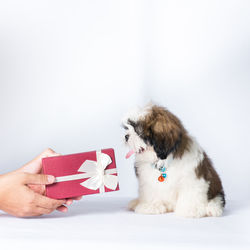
(122, 104, 225, 218)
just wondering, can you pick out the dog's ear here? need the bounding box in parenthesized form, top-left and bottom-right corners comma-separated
(139, 105, 187, 160)
(149, 121, 182, 160)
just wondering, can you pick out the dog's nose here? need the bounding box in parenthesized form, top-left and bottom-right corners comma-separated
(125, 134, 129, 142)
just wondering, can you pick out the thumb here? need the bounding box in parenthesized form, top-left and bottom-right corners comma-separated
(22, 173, 55, 185)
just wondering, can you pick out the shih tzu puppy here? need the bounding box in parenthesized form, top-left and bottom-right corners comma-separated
(122, 104, 225, 218)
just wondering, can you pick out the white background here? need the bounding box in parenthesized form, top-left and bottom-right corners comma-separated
(0, 1, 249, 249)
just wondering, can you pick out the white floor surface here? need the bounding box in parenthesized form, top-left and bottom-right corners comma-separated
(0, 195, 249, 250)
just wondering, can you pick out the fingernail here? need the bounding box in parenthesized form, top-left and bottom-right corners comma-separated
(66, 200, 73, 205)
(47, 175, 55, 183)
(62, 207, 68, 213)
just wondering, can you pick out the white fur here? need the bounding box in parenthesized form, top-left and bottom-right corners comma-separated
(123, 123, 147, 154)
(122, 103, 152, 125)
(123, 109, 224, 218)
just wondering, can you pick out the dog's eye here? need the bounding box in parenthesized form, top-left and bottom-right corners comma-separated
(125, 134, 129, 142)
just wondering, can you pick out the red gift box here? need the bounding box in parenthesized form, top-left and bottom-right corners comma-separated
(42, 148, 119, 199)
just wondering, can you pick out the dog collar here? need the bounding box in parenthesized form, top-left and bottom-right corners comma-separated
(152, 161, 167, 182)
(152, 156, 173, 182)
(158, 165, 167, 182)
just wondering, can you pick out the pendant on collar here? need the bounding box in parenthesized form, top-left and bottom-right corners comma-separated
(152, 160, 167, 182)
(158, 166, 167, 182)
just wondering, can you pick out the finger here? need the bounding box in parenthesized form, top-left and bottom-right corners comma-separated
(56, 205, 68, 213)
(22, 173, 55, 185)
(39, 148, 60, 159)
(17, 206, 46, 217)
(28, 184, 45, 195)
(72, 196, 83, 201)
(30, 148, 60, 170)
(18, 149, 60, 174)
(34, 194, 66, 210)
(64, 196, 83, 205)
(65, 199, 73, 205)
(19, 212, 42, 217)
(35, 206, 54, 215)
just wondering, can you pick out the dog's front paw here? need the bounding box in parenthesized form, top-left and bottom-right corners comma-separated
(134, 202, 166, 215)
(128, 199, 139, 211)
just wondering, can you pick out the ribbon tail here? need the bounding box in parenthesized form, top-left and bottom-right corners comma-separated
(99, 184, 105, 193)
(103, 175, 118, 190)
(80, 176, 103, 190)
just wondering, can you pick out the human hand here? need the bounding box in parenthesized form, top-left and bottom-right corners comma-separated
(0, 171, 66, 217)
(16, 148, 83, 213)
(0, 148, 83, 217)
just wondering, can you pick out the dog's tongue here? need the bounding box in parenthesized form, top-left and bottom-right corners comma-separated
(126, 150, 134, 159)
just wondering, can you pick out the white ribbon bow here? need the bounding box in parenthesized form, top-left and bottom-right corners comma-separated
(55, 151, 118, 193)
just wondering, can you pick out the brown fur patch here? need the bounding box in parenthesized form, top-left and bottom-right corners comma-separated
(139, 105, 191, 159)
(195, 153, 225, 205)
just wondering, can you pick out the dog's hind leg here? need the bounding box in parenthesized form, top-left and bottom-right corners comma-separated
(206, 195, 224, 217)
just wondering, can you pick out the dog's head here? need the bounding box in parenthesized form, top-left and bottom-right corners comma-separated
(122, 104, 189, 160)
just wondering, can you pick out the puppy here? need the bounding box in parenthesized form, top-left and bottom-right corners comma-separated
(122, 104, 225, 218)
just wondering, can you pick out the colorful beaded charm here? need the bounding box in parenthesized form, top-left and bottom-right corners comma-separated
(158, 175, 165, 182)
(158, 166, 167, 182)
